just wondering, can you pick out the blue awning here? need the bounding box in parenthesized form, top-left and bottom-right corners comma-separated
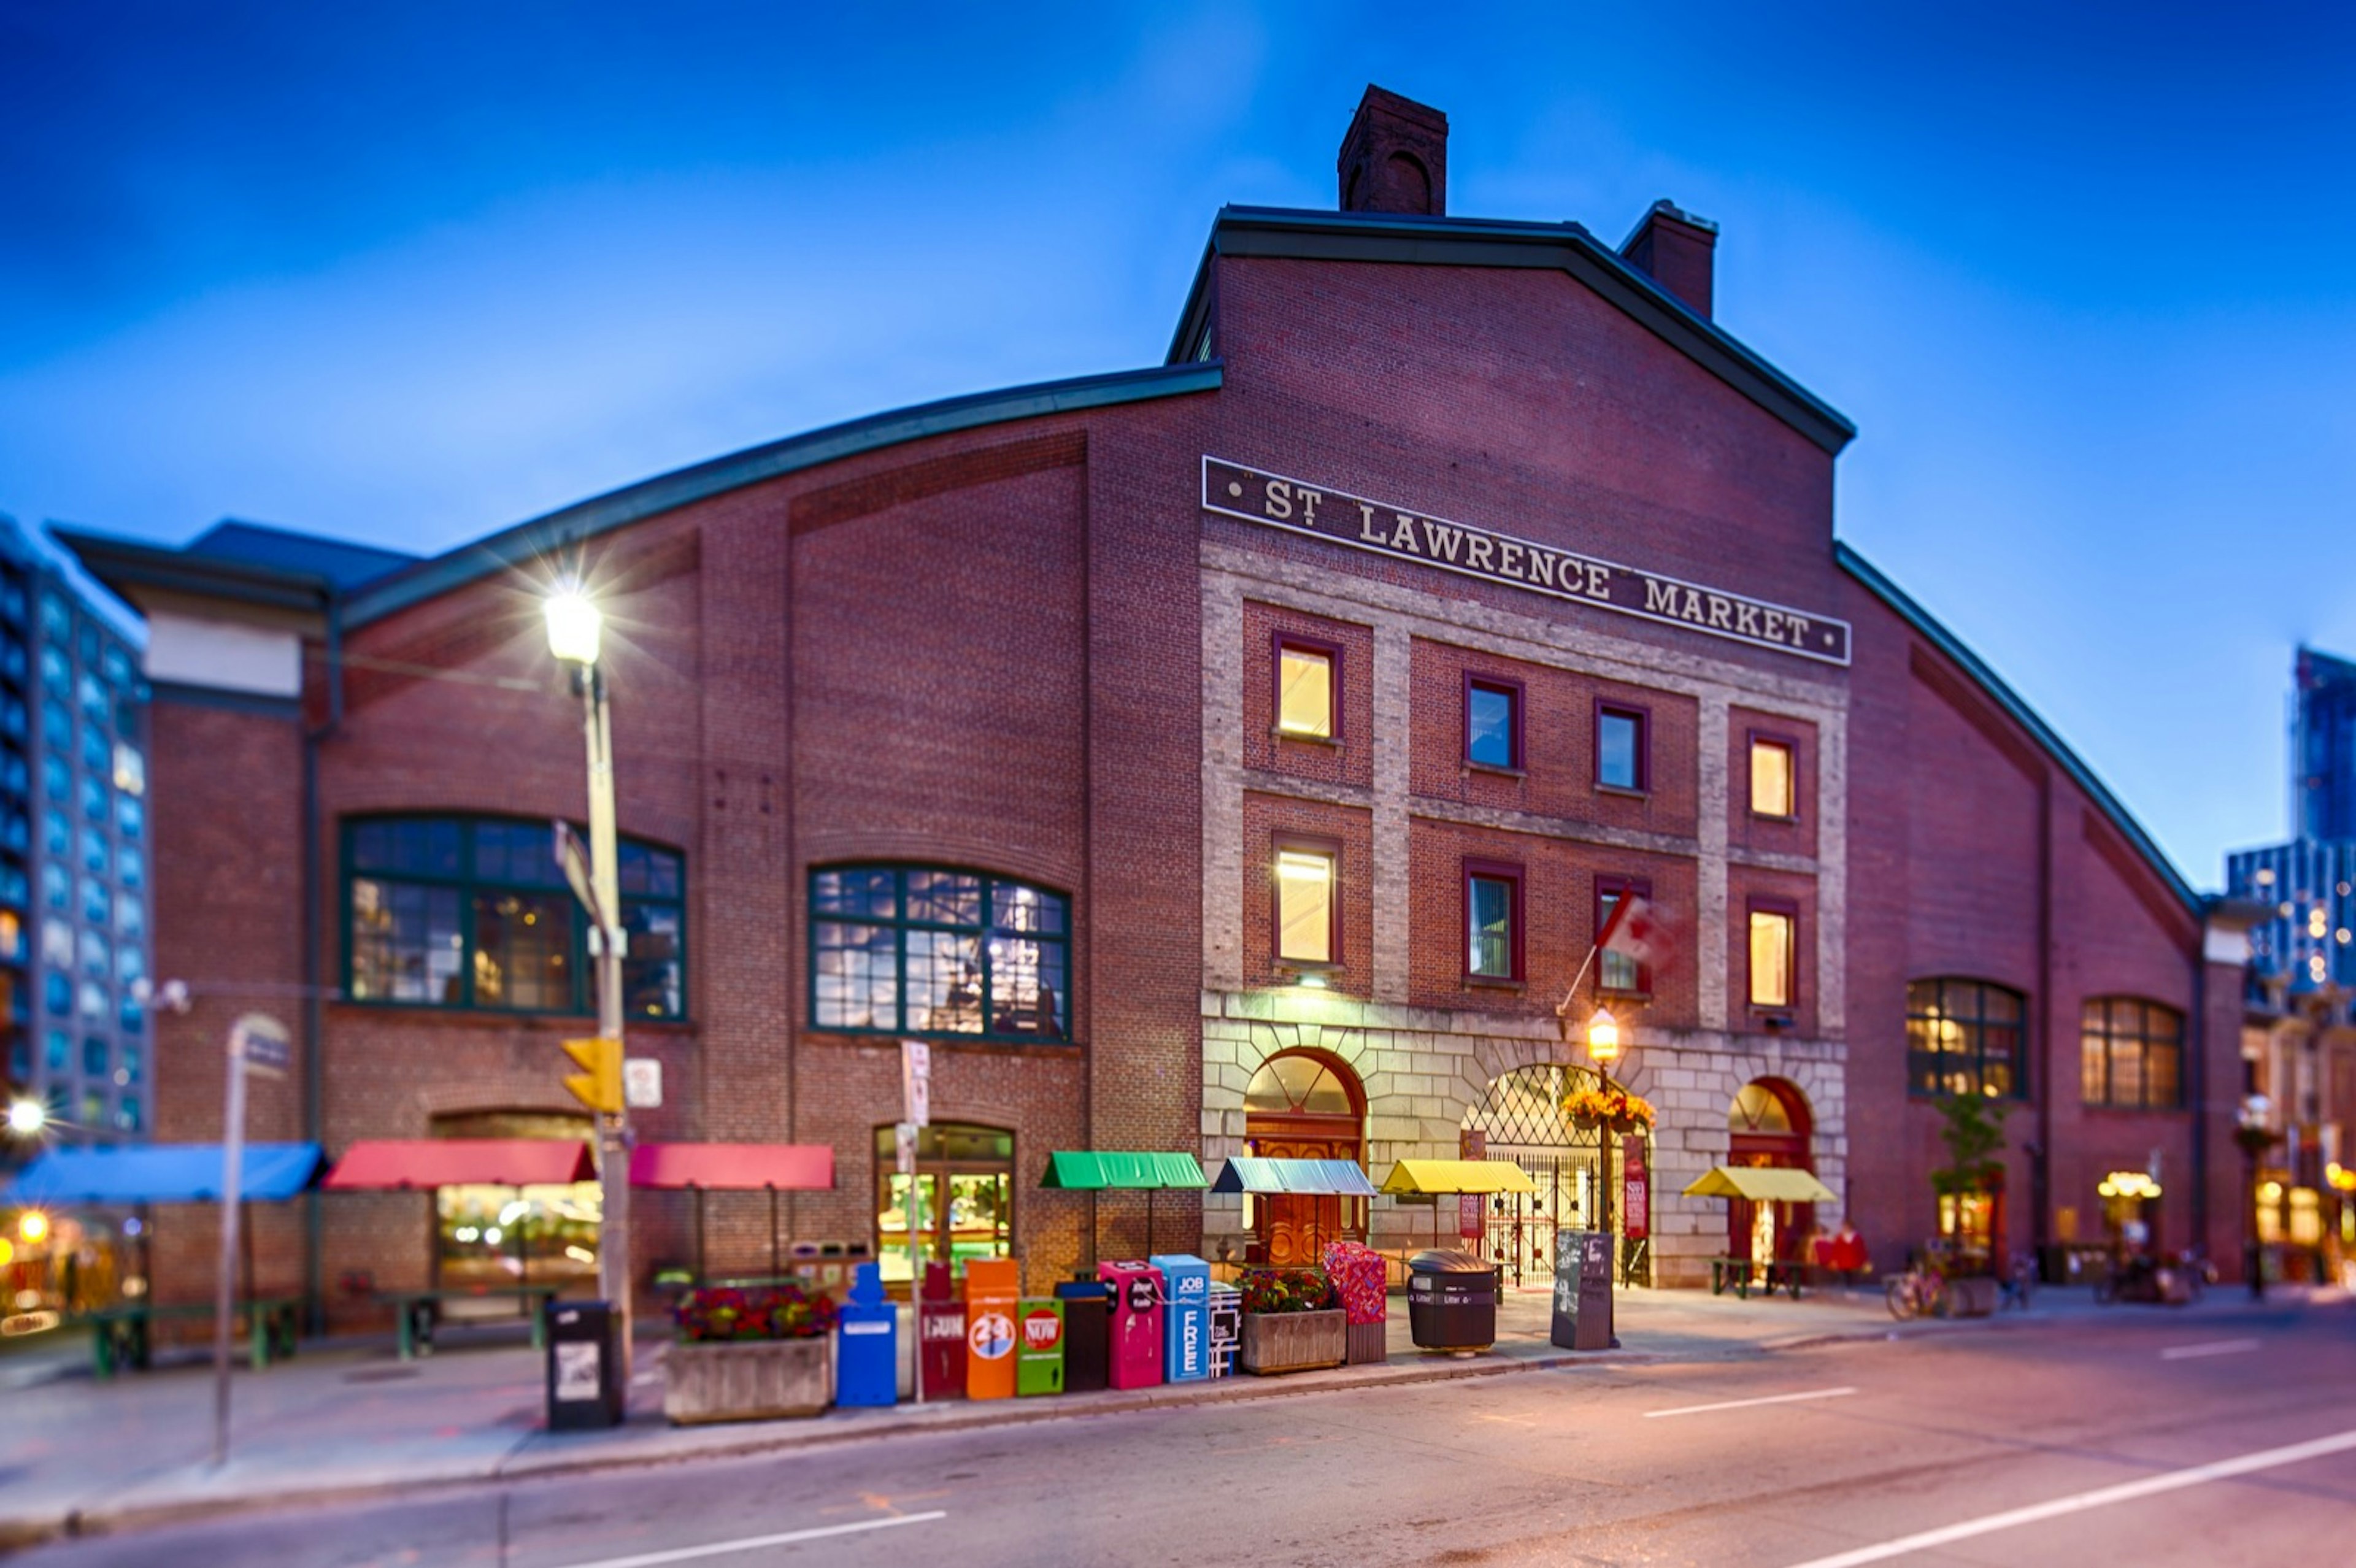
(1210, 1157, 1378, 1197)
(2, 1143, 326, 1205)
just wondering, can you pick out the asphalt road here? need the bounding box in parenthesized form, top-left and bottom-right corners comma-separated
(15, 1304, 2354, 1567)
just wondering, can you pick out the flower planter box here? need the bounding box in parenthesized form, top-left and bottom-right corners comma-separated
(1240, 1309, 1347, 1375)
(1942, 1277, 1999, 1318)
(664, 1337, 832, 1424)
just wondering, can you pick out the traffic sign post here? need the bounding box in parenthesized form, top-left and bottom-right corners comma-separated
(901, 1040, 930, 1402)
(213, 1012, 288, 1467)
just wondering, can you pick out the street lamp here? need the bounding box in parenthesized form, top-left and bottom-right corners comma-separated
(6, 1096, 45, 1138)
(2235, 1093, 2275, 1303)
(545, 584, 632, 1355)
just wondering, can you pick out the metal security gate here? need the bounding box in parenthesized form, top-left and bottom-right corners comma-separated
(1462, 1064, 1648, 1288)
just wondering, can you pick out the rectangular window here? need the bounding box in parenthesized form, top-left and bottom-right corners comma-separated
(2080, 997, 2184, 1109)
(1750, 736, 1795, 818)
(351, 879, 465, 1004)
(1275, 637, 1338, 739)
(471, 891, 574, 1011)
(1596, 877, 1652, 994)
(1465, 864, 1520, 979)
(1465, 677, 1522, 771)
(810, 866, 1068, 1039)
(1596, 704, 1647, 791)
(1274, 844, 1336, 965)
(1748, 904, 1795, 1009)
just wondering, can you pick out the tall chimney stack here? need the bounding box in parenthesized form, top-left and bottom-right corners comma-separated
(1620, 200, 1719, 318)
(1337, 85, 1448, 217)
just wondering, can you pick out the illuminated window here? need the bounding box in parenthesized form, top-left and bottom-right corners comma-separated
(2081, 997, 2184, 1110)
(1596, 705, 1647, 791)
(1750, 737, 1795, 818)
(1275, 844, 1336, 965)
(810, 866, 1068, 1040)
(1907, 978, 2025, 1098)
(1275, 639, 1336, 739)
(1747, 904, 1795, 1009)
(1465, 865, 1519, 979)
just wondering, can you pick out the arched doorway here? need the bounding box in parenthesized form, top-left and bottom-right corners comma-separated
(1242, 1050, 1365, 1265)
(1727, 1080, 1814, 1269)
(1462, 1064, 1638, 1288)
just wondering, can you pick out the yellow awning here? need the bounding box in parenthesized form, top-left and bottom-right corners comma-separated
(1682, 1166, 1838, 1204)
(1380, 1159, 1538, 1196)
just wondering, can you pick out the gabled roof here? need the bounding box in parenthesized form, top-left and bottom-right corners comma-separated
(1166, 205, 1856, 456)
(1836, 540, 2203, 918)
(187, 521, 418, 591)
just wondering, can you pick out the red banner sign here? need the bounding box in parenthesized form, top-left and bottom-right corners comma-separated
(1459, 1129, 1486, 1240)
(1623, 1140, 1650, 1242)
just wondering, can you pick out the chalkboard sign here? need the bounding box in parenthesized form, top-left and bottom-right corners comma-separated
(1550, 1229, 1614, 1351)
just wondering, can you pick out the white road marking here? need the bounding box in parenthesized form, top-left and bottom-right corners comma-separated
(1643, 1386, 1856, 1418)
(1784, 1426, 2356, 1567)
(2159, 1337, 2261, 1361)
(555, 1510, 948, 1568)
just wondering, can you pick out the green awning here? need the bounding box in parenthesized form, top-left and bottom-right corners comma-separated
(1040, 1151, 1209, 1191)
(1682, 1166, 1838, 1204)
(1210, 1157, 1379, 1197)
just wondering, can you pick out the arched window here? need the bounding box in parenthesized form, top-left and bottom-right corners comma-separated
(344, 815, 685, 1018)
(2081, 997, 2184, 1110)
(810, 866, 1068, 1041)
(1906, 979, 2027, 1099)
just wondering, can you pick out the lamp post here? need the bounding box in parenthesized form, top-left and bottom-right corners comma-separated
(545, 588, 632, 1355)
(2235, 1093, 2273, 1303)
(6, 1096, 44, 1139)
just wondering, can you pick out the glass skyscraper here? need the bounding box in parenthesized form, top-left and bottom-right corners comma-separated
(2295, 645, 2356, 843)
(0, 517, 154, 1143)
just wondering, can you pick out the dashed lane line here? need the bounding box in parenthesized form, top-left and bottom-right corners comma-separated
(1642, 1387, 1856, 1418)
(553, 1510, 948, 1568)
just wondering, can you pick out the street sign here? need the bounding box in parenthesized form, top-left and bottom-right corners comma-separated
(900, 1039, 931, 1129)
(623, 1057, 663, 1110)
(895, 1120, 919, 1177)
(230, 1013, 291, 1079)
(553, 821, 609, 933)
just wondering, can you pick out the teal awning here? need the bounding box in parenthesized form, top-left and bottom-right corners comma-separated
(1040, 1151, 1209, 1191)
(1211, 1157, 1378, 1197)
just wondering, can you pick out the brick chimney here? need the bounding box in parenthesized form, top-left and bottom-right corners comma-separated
(1620, 200, 1719, 319)
(1337, 85, 1448, 217)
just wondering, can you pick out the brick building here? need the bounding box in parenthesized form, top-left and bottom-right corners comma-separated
(61, 87, 2253, 1320)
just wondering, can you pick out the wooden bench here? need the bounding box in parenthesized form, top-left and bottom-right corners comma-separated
(1707, 1256, 1807, 1299)
(377, 1285, 560, 1360)
(75, 1297, 302, 1378)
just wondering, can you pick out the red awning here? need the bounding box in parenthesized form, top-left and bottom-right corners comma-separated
(324, 1139, 596, 1191)
(629, 1143, 834, 1192)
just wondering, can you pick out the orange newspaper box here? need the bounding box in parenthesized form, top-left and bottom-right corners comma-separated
(963, 1259, 1022, 1401)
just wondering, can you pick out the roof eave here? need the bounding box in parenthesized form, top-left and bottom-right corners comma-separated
(51, 526, 337, 615)
(1836, 540, 2204, 920)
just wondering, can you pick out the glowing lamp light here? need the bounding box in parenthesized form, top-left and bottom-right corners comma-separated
(1585, 1007, 1621, 1063)
(18, 1210, 49, 1245)
(1293, 972, 1328, 990)
(543, 589, 604, 666)
(6, 1097, 44, 1137)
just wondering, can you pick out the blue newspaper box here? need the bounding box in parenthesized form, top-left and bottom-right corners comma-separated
(836, 1262, 898, 1408)
(1150, 1253, 1211, 1383)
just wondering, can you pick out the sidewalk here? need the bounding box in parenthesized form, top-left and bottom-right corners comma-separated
(0, 1280, 2336, 1551)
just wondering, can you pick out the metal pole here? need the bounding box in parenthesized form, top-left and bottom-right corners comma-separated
(910, 1171, 925, 1406)
(211, 1034, 248, 1468)
(769, 1186, 780, 1281)
(583, 664, 632, 1367)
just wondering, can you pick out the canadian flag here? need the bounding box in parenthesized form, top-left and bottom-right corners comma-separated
(1600, 893, 1676, 974)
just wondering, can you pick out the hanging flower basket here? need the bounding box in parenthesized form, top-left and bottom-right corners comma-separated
(1563, 1085, 1657, 1133)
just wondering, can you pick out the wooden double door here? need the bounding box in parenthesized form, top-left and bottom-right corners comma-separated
(1247, 1131, 1366, 1266)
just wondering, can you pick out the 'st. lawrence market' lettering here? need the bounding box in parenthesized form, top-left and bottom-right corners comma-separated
(1200, 457, 1850, 666)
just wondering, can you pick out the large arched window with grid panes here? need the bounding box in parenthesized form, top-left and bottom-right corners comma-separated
(343, 816, 685, 1018)
(809, 866, 1069, 1041)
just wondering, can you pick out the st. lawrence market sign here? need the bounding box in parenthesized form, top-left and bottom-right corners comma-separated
(1201, 458, 1850, 666)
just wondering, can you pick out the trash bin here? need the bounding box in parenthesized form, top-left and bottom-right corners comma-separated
(918, 1261, 967, 1399)
(964, 1258, 1021, 1401)
(1054, 1277, 1112, 1393)
(1098, 1259, 1165, 1389)
(1407, 1250, 1498, 1353)
(836, 1262, 897, 1408)
(545, 1299, 625, 1430)
(1016, 1298, 1066, 1396)
(1206, 1281, 1241, 1378)
(1150, 1253, 1211, 1383)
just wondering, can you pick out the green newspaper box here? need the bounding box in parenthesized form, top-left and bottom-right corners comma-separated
(1016, 1297, 1066, 1396)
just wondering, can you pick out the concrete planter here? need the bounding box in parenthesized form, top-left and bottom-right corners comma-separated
(1942, 1277, 1999, 1318)
(664, 1337, 832, 1424)
(1240, 1309, 1347, 1375)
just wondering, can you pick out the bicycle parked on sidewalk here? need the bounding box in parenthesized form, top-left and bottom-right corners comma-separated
(1884, 1263, 1949, 1320)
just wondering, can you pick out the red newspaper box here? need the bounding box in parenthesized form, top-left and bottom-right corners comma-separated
(1321, 1239, 1390, 1365)
(964, 1258, 1022, 1401)
(1098, 1259, 1165, 1389)
(918, 1261, 966, 1398)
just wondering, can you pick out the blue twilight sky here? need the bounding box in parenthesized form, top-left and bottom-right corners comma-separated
(3, 2, 2352, 888)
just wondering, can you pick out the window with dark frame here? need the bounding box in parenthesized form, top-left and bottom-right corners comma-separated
(1464, 861, 1521, 980)
(1596, 704, 1647, 791)
(1595, 875, 1652, 994)
(1750, 735, 1796, 819)
(1747, 899, 1796, 1009)
(2080, 997, 2185, 1110)
(811, 866, 1069, 1041)
(1274, 635, 1339, 740)
(345, 815, 687, 1020)
(1273, 837, 1339, 967)
(1906, 978, 2027, 1099)
(1465, 677, 1521, 771)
